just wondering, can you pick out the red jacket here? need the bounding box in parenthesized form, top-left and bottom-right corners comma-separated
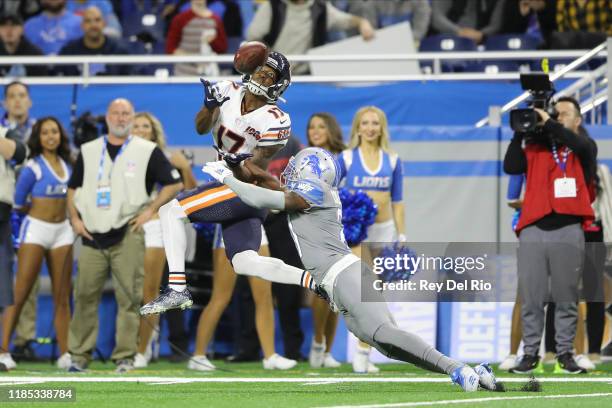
(516, 143, 594, 233)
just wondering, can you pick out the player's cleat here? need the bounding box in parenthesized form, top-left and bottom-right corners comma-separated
(451, 365, 480, 392)
(498, 354, 518, 371)
(56, 353, 72, 370)
(140, 287, 193, 315)
(133, 353, 148, 368)
(474, 363, 497, 391)
(323, 353, 341, 368)
(263, 353, 297, 370)
(555, 353, 587, 374)
(309, 340, 325, 368)
(575, 354, 595, 370)
(115, 359, 134, 374)
(509, 354, 540, 374)
(0, 353, 16, 370)
(353, 345, 379, 373)
(188, 355, 216, 371)
(0, 362, 7, 372)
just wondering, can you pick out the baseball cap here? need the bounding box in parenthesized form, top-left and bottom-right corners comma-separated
(0, 14, 24, 26)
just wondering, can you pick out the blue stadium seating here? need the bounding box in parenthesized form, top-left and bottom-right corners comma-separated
(419, 35, 478, 72)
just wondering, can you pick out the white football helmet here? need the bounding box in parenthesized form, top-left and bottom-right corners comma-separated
(281, 147, 341, 188)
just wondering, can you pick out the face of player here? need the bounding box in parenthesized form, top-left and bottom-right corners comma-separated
(3, 83, 32, 119)
(132, 116, 154, 141)
(555, 101, 581, 134)
(252, 65, 278, 89)
(0, 22, 23, 46)
(308, 116, 330, 149)
(39, 119, 61, 154)
(358, 110, 382, 145)
(106, 100, 134, 139)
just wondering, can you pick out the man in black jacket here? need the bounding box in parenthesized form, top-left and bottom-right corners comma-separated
(0, 14, 47, 76)
(58, 6, 130, 76)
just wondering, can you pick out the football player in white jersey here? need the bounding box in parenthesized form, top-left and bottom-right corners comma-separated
(141, 52, 317, 317)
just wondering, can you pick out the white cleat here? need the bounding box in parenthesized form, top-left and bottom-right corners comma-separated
(187, 355, 216, 371)
(263, 353, 297, 370)
(474, 363, 497, 391)
(353, 346, 378, 373)
(451, 365, 480, 392)
(498, 354, 518, 371)
(323, 353, 341, 368)
(133, 353, 149, 368)
(56, 353, 72, 370)
(0, 353, 16, 370)
(309, 340, 325, 368)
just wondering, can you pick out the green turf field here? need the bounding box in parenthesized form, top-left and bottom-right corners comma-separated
(1, 360, 611, 407)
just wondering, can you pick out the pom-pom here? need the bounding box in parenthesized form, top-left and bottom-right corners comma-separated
(339, 188, 377, 247)
(377, 243, 419, 282)
(192, 222, 216, 242)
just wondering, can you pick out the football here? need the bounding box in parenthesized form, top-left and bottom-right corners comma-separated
(233, 41, 269, 75)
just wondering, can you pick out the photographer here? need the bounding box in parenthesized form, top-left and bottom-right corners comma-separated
(504, 96, 596, 374)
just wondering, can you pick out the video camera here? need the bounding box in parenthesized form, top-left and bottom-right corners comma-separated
(510, 73, 557, 133)
(72, 112, 107, 148)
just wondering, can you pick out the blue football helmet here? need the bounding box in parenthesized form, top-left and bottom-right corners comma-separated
(281, 147, 341, 188)
(244, 51, 291, 103)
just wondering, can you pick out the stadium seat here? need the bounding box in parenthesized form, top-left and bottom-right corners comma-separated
(484, 34, 540, 51)
(419, 35, 478, 72)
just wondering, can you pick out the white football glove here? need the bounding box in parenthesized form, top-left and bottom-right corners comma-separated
(202, 160, 233, 183)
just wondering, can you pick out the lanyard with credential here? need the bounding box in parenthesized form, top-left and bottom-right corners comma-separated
(97, 136, 132, 184)
(551, 142, 571, 174)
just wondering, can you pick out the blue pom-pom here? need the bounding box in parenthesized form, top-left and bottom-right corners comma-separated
(192, 222, 216, 242)
(339, 188, 378, 247)
(378, 243, 419, 282)
(10, 210, 25, 249)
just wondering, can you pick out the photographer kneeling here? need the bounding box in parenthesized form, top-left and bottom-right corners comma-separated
(504, 97, 595, 374)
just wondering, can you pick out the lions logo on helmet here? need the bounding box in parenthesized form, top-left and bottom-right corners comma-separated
(244, 51, 291, 103)
(282, 147, 341, 188)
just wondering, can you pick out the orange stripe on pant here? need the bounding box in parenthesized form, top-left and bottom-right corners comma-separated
(184, 192, 238, 216)
(179, 185, 230, 207)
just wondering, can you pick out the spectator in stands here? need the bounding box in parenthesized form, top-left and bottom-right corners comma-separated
(0, 14, 48, 77)
(131, 112, 197, 368)
(1, 81, 36, 143)
(0, 0, 40, 21)
(339, 0, 431, 43)
(551, 0, 610, 49)
(264, 135, 307, 362)
(58, 6, 131, 76)
(23, 0, 82, 55)
(337, 106, 405, 373)
(119, 0, 177, 54)
(0, 117, 74, 371)
(430, 0, 505, 44)
(246, 0, 375, 74)
(306, 112, 345, 368)
(166, 0, 228, 76)
(66, 0, 122, 38)
(499, 0, 557, 46)
(503, 97, 596, 374)
(0, 117, 27, 372)
(66, 98, 182, 373)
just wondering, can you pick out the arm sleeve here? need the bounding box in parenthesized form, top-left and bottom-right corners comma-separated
(507, 174, 524, 200)
(503, 133, 527, 175)
(326, 2, 357, 31)
(286, 179, 326, 207)
(481, 0, 506, 36)
(67, 153, 84, 189)
(246, 2, 272, 41)
(224, 175, 285, 210)
(391, 157, 403, 202)
(411, 0, 432, 41)
(5, 130, 26, 164)
(145, 147, 182, 190)
(431, 0, 461, 34)
(13, 166, 36, 208)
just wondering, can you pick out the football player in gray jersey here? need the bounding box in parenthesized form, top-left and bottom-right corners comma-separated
(202, 147, 497, 392)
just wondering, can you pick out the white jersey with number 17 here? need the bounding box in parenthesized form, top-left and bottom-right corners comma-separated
(211, 80, 291, 154)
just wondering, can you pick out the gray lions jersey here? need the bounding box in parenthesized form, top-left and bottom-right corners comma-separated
(285, 178, 351, 282)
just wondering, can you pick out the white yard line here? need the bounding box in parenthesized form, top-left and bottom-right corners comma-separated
(0, 376, 611, 384)
(317, 392, 612, 408)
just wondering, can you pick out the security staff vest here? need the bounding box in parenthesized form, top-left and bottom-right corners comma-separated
(516, 143, 594, 233)
(0, 127, 16, 206)
(74, 136, 155, 233)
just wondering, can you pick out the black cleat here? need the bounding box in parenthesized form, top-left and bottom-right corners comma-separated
(555, 353, 587, 374)
(509, 354, 540, 374)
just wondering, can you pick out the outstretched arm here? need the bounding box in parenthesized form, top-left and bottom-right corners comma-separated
(224, 175, 309, 211)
